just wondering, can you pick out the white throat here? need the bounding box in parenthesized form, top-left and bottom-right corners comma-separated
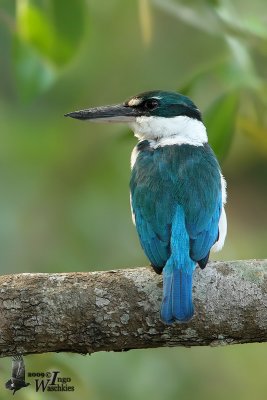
(129, 115, 208, 147)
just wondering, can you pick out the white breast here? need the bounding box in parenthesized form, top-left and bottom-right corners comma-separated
(130, 146, 139, 169)
(212, 174, 227, 252)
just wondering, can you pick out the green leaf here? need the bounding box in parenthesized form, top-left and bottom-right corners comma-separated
(13, 37, 56, 102)
(204, 91, 239, 160)
(13, 0, 87, 101)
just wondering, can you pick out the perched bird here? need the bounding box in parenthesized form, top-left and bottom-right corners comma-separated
(65, 90, 227, 324)
(5, 355, 30, 395)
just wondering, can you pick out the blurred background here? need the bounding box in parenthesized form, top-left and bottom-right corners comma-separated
(0, 0, 267, 398)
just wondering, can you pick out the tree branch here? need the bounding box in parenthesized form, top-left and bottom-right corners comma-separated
(0, 260, 266, 358)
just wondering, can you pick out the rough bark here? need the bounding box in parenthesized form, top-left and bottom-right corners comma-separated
(0, 259, 266, 358)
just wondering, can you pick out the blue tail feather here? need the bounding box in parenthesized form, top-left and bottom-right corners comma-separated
(172, 268, 194, 321)
(161, 262, 194, 324)
(161, 266, 175, 324)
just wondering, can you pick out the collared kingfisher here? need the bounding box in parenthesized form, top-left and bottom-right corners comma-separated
(65, 90, 227, 324)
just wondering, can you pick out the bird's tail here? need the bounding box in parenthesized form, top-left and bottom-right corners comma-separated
(161, 259, 194, 324)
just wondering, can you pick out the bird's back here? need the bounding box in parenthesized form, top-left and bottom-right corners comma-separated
(130, 141, 222, 269)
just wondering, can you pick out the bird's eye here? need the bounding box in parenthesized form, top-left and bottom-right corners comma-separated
(143, 99, 159, 110)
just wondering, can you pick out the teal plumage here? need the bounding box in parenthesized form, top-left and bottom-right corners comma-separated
(130, 142, 222, 323)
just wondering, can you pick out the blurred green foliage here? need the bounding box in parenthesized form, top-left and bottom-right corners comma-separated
(14, 0, 86, 100)
(204, 91, 239, 160)
(0, 0, 267, 399)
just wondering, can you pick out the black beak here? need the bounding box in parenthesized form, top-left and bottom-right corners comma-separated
(64, 104, 140, 123)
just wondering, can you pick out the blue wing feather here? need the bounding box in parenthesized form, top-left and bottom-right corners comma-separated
(134, 208, 170, 268)
(188, 192, 222, 262)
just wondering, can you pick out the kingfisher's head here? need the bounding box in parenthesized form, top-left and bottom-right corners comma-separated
(65, 90, 207, 146)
